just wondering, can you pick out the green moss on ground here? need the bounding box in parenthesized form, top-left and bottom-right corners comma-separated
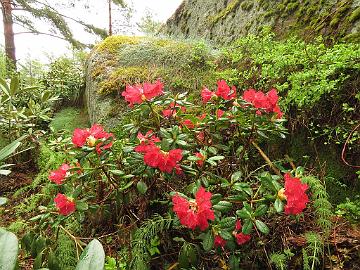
(50, 107, 89, 133)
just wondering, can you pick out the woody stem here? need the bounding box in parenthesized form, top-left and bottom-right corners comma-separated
(146, 100, 160, 129)
(251, 141, 282, 177)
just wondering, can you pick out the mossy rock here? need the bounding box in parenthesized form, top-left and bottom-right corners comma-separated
(85, 36, 218, 128)
(164, 0, 360, 43)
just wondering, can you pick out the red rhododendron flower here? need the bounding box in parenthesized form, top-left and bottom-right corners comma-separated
(72, 124, 113, 152)
(54, 193, 76, 216)
(233, 220, 251, 245)
(134, 130, 161, 153)
(172, 187, 215, 231)
(198, 113, 207, 121)
(196, 131, 205, 143)
(49, 164, 71, 185)
(201, 87, 216, 103)
(202, 81, 236, 103)
(215, 80, 236, 100)
(216, 109, 225, 119)
(214, 235, 227, 248)
(182, 119, 195, 129)
(284, 173, 309, 215)
(162, 102, 186, 118)
(235, 232, 252, 245)
(143, 146, 183, 173)
(242, 88, 283, 118)
(195, 152, 206, 167)
(122, 80, 164, 107)
(72, 128, 90, 147)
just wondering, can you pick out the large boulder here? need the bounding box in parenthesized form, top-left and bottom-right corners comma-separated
(164, 0, 360, 43)
(85, 36, 219, 128)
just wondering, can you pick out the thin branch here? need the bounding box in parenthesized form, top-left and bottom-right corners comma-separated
(14, 30, 67, 41)
(341, 122, 360, 168)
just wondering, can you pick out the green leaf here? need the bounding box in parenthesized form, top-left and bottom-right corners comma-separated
(253, 204, 268, 217)
(219, 230, 233, 241)
(118, 180, 134, 192)
(0, 78, 10, 96)
(236, 208, 252, 219)
(179, 243, 197, 268)
(76, 201, 89, 211)
(227, 193, 247, 202)
(109, 170, 125, 176)
(231, 171, 243, 183)
(10, 76, 19, 96)
(219, 217, 236, 229)
(274, 199, 284, 213)
(242, 219, 253, 234)
(136, 181, 148, 195)
(229, 254, 240, 270)
(207, 156, 225, 162)
(0, 228, 19, 270)
(75, 239, 105, 270)
(255, 220, 270, 235)
(202, 230, 214, 252)
(213, 201, 232, 213)
(0, 197, 8, 206)
(210, 193, 222, 205)
(0, 140, 21, 162)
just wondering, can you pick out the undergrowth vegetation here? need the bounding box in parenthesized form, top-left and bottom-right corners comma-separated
(0, 29, 359, 270)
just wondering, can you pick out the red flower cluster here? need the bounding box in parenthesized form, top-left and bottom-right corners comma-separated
(72, 124, 113, 154)
(201, 80, 236, 103)
(242, 89, 283, 118)
(134, 131, 161, 153)
(134, 131, 182, 173)
(162, 102, 186, 118)
(284, 173, 309, 215)
(144, 147, 183, 174)
(54, 193, 76, 216)
(122, 80, 164, 107)
(172, 187, 215, 231)
(49, 164, 71, 185)
(214, 235, 227, 248)
(195, 152, 206, 167)
(233, 220, 251, 245)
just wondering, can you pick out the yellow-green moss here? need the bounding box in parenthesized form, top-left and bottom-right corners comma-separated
(241, 0, 254, 11)
(342, 32, 360, 43)
(348, 6, 360, 22)
(208, 0, 241, 25)
(95, 36, 143, 54)
(97, 66, 164, 95)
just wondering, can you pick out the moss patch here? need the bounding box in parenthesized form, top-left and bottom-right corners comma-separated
(50, 107, 89, 133)
(95, 36, 143, 54)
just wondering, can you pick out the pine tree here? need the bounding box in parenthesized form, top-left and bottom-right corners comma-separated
(0, 0, 127, 71)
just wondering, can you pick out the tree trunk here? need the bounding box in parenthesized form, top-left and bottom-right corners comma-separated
(1, 0, 16, 72)
(108, 0, 112, 36)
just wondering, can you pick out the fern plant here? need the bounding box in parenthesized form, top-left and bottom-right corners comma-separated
(130, 214, 173, 270)
(302, 175, 333, 234)
(302, 232, 324, 270)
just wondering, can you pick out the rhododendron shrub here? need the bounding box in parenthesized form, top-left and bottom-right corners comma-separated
(36, 79, 319, 269)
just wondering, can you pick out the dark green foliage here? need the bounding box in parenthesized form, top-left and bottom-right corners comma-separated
(43, 55, 86, 106)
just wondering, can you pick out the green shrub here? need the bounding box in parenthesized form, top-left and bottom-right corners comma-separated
(43, 53, 86, 106)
